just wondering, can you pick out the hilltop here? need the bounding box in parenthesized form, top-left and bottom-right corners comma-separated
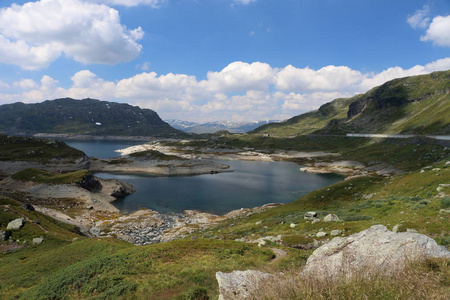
(0, 98, 184, 138)
(253, 70, 450, 136)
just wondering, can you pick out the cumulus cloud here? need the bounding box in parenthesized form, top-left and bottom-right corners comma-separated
(407, 5, 430, 29)
(1, 58, 449, 122)
(0, 0, 144, 70)
(0, 80, 9, 91)
(421, 15, 450, 47)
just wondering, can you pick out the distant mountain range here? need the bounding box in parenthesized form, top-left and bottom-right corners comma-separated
(165, 119, 280, 134)
(0, 98, 184, 137)
(253, 70, 450, 136)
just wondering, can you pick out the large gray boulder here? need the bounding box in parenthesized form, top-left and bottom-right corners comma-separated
(6, 218, 25, 230)
(302, 224, 450, 279)
(216, 270, 272, 300)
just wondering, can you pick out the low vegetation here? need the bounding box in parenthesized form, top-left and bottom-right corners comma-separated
(11, 168, 90, 184)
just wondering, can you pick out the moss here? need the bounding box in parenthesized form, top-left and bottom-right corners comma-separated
(11, 168, 90, 185)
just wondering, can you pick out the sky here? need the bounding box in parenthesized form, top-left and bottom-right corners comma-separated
(0, 0, 449, 123)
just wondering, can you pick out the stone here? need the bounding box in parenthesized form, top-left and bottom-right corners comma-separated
(311, 218, 321, 224)
(216, 270, 272, 300)
(304, 211, 317, 220)
(302, 225, 450, 279)
(316, 231, 327, 237)
(392, 224, 401, 233)
(7, 218, 25, 230)
(255, 221, 262, 225)
(33, 237, 44, 245)
(330, 230, 342, 236)
(0, 230, 11, 241)
(323, 214, 339, 222)
(21, 204, 35, 211)
(290, 223, 297, 228)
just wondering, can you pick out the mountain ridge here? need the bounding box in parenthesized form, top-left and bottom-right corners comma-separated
(0, 98, 184, 137)
(252, 70, 450, 136)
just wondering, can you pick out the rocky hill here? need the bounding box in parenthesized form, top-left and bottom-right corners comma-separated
(253, 70, 450, 136)
(166, 119, 279, 134)
(0, 98, 184, 137)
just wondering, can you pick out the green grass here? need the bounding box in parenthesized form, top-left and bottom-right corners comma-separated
(0, 135, 85, 163)
(129, 149, 184, 160)
(11, 168, 90, 184)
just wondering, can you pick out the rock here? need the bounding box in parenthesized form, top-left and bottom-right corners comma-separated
(304, 211, 317, 220)
(0, 230, 11, 241)
(7, 218, 25, 230)
(392, 224, 401, 233)
(302, 225, 450, 279)
(33, 237, 44, 245)
(330, 230, 342, 236)
(216, 270, 272, 300)
(311, 218, 321, 224)
(290, 223, 297, 228)
(255, 221, 262, 225)
(21, 204, 35, 211)
(316, 231, 327, 237)
(420, 169, 425, 173)
(323, 214, 339, 222)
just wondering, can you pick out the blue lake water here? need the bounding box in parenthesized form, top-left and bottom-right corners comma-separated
(65, 140, 344, 215)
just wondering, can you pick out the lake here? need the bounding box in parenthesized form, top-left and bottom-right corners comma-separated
(65, 140, 344, 215)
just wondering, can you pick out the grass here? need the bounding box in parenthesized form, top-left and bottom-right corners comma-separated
(249, 258, 450, 300)
(0, 135, 85, 163)
(129, 149, 184, 160)
(11, 168, 90, 184)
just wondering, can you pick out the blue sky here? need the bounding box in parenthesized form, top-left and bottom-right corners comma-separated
(0, 0, 449, 122)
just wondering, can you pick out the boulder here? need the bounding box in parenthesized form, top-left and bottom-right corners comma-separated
(21, 204, 35, 211)
(216, 270, 272, 300)
(304, 211, 317, 221)
(7, 218, 25, 230)
(323, 214, 339, 222)
(330, 229, 342, 236)
(302, 225, 450, 279)
(0, 230, 11, 241)
(33, 237, 44, 245)
(316, 231, 327, 237)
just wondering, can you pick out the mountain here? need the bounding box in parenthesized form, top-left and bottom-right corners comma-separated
(0, 98, 184, 137)
(253, 70, 450, 136)
(165, 119, 280, 134)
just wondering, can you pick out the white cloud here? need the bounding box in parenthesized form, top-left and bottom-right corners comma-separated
(407, 5, 430, 29)
(0, 80, 9, 91)
(97, 0, 166, 8)
(421, 15, 450, 47)
(0, 0, 144, 70)
(13, 79, 38, 90)
(202, 61, 275, 92)
(1, 58, 449, 122)
(275, 65, 363, 93)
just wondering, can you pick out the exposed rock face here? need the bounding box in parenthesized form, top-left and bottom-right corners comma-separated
(302, 225, 450, 279)
(21, 203, 35, 211)
(216, 270, 273, 300)
(0, 230, 11, 241)
(304, 211, 317, 220)
(323, 214, 339, 222)
(6, 218, 25, 230)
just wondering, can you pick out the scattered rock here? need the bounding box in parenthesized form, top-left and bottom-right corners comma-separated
(392, 224, 401, 233)
(0, 230, 11, 241)
(216, 270, 273, 300)
(290, 223, 297, 228)
(255, 221, 262, 225)
(21, 204, 35, 211)
(330, 230, 342, 236)
(316, 231, 327, 238)
(304, 211, 317, 220)
(32, 237, 44, 245)
(311, 218, 321, 224)
(7, 218, 25, 230)
(323, 214, 339, 222)
(302, 225, 450, 279)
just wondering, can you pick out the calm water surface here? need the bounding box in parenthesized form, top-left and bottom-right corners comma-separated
(65, 140, 343, 215)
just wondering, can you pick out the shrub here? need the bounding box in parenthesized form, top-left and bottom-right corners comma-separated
(441, 197, 450, 209)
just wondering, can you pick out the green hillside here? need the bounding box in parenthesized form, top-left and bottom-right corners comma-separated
(0, 98, 184, 137)
(253, 70, 450, 136)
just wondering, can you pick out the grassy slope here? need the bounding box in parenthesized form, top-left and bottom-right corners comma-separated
(0, 135, 86, 164)
(252, 70, 450, 136)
